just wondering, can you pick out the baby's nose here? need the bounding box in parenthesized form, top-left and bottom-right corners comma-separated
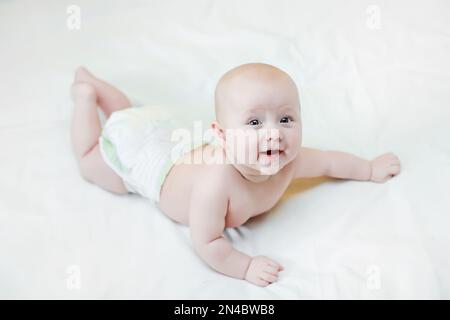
(262, 128, 282, 141)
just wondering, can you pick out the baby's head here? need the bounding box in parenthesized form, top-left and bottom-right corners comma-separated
(212, 63, 302, 177)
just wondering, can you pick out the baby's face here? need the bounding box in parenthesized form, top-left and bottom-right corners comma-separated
(214, 72, 302, 176)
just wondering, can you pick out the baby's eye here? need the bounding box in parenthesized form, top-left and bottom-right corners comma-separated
(280, 116, 292, 124)
(248, 119, 261, 126)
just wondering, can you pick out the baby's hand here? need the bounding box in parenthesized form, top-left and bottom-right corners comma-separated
(370, 152, 401, 183)
(244, 256, 284, 287)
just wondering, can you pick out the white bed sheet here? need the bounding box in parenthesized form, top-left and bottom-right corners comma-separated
(1, 0, 450, 299)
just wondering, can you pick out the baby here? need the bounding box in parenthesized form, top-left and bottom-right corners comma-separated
(70, 63, 401, 287)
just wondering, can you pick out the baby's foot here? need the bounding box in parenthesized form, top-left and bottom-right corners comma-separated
(74, 66, 96, 84)
(71, 82, 97, 103)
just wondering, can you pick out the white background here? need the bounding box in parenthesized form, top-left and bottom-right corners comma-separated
(0, 0, 449, 299)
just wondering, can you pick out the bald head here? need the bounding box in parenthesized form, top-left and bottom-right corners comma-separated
(214, 63, 300, 126)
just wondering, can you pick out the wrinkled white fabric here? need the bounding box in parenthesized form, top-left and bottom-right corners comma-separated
(0, 0, 449, 299)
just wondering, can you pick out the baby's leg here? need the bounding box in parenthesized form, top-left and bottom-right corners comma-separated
(70, 82, 127, 194)
(74, 67, 131, 117)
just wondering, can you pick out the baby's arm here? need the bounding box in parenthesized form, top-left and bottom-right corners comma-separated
(294, 147, 401, 183)
(189, 180, 283, 286)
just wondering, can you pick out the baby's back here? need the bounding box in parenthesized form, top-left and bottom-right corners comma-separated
(158, 144, 296, 227)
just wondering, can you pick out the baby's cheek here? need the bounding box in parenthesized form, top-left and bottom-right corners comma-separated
(226, 133, 258, 165)
(247, 140, 259, 165)
(282, 138, 297, 162)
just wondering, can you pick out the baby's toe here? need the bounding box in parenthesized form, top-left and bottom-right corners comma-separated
(74, 66, 95, 82)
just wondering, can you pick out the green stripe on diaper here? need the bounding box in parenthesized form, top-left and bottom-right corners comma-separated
(100, 136, 127, 173)
(156, 159, 176, 202)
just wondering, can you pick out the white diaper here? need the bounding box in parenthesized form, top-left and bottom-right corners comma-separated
(98, 106, 213, 203)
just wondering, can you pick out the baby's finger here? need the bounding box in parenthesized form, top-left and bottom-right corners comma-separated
(388, 152, 399, 159)
(389, 165, 401, 175)
(387, 155, 400, 164)
(255, 277, 270, 287)
(267, 261, 283, 271)
(264, 265, 279, 275)
(261, 272, 278, 283)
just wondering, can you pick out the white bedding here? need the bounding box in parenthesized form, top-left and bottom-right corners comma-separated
(1, 0, 449, 299)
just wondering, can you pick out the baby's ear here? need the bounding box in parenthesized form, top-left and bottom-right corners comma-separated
(211, 120, 226, 142)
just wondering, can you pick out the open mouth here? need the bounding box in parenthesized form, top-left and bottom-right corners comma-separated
(258, 149, 284, 168)
(263, 150, 283, 156)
